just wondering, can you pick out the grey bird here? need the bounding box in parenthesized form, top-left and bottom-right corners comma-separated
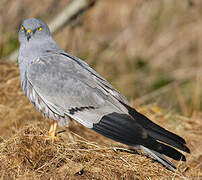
(18, 18, 190, 171)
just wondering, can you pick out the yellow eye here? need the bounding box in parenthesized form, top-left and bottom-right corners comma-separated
(21, 26, 24, 31)
(38, 27, 42, 31)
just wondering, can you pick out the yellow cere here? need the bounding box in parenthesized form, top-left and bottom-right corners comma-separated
(27, 29, 32, 33)
(38, 27, 42, 31)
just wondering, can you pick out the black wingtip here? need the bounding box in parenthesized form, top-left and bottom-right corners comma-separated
(93, 112, 147, 146)
(93, 112, 188, 163)
(121, 102, 191, 154)
(124, 103, 187, 144)
(184, 146, 191, 154)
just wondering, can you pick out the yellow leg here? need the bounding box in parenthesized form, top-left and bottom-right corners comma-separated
(48, 120, 59, 141)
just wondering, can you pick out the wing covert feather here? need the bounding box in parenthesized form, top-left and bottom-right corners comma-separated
(27, 55, 128, 128)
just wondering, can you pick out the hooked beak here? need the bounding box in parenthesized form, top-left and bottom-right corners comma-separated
(25, 29, 32, 41)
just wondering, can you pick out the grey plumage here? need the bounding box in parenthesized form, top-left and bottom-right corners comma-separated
(18, 18, 190, 171)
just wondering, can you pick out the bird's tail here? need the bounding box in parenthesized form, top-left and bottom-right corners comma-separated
(138, 145, 176, 171)
(123, 103, 190, 153)
(93, 104, 190, 171)
(123, 103, 190, 171)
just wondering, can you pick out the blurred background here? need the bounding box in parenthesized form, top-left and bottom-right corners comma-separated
(1, 0, 202, 115)
(0, 0, 202, 179)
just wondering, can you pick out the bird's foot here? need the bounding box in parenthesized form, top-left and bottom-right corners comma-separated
(47, 120, 59, 141)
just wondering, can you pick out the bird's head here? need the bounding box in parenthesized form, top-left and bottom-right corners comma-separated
(18, 18, 51, 43)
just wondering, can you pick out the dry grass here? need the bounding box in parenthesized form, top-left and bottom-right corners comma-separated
(0, 0, 202, 179)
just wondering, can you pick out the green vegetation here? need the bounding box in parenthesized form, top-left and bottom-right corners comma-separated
(0, 33, 19, 59)
(152, 76, 173, 90)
